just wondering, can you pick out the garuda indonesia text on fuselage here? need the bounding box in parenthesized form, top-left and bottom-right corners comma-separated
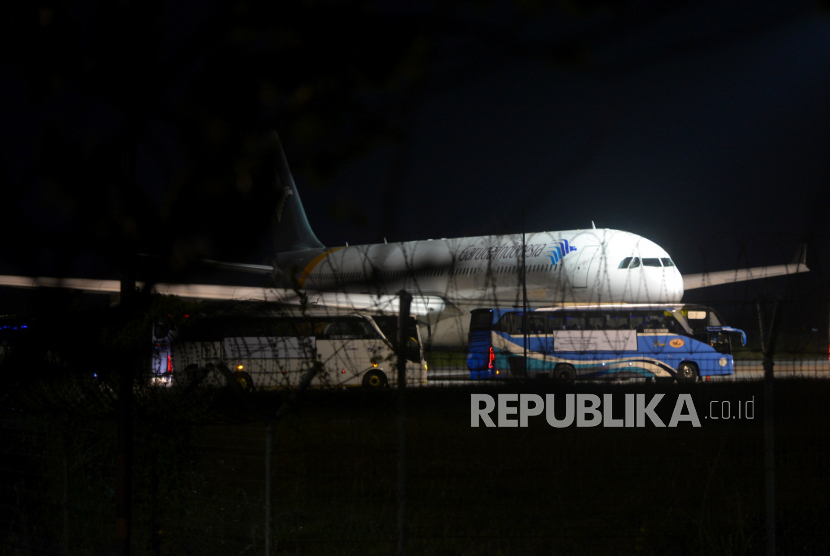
(0, 132, 809, 347)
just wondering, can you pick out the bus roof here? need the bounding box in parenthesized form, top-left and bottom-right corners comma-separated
(534, 304, 687, 312)
(477, 304, 692, 322)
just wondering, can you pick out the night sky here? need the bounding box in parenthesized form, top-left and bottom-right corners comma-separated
(1, 0, 828, 305)
(3, 5, 830, 553)
(301, 1, 830, 273)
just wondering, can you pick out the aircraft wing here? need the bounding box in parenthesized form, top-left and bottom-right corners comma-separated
(682, 245, 809, 290)
(0, 276, 284, 300)
(0, 276, 452, 322)
(200, 260, 275, 274)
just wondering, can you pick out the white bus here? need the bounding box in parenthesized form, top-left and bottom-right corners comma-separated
(150, 311, 428, 390)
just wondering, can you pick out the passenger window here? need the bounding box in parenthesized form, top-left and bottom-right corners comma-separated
(322, 320, 372, 338)
(546, 315, 565, 330)
(562, 314, 587, 330)
(664, 312, 684, 334)
(618, 257, 633, 269)
(496, 313, 522, 335)
(528, 316, 545, 334)
(605, 312, 629, 329)
(586, 316, 604, 330)
(647, 313, 668, 329)
(634, 311, 668, 330)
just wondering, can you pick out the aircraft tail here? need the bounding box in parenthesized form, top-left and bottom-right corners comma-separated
(258, 131, 324, 253)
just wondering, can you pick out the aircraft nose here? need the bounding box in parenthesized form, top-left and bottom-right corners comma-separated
(669, 268, 684, 301)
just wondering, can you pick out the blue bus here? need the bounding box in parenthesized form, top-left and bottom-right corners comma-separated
(467, 304, 746, 382)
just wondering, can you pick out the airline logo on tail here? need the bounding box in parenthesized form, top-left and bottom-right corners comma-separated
(548, 240, 577, 265)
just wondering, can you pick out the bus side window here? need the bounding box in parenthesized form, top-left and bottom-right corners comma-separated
(587, 316, 603, 330)
(638, 312, 668, 330)
(546, 315, 564, 331)
(563, 314, 586, 330)
(605, 313, 629, 329)
(663, 312, 684, 334)
(528, 316, 545, 334)
(322, 319, 374, 339)
(496, 313, 521, 335)
(631, 313, 646, 331)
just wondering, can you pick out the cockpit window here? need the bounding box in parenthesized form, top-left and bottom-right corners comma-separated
(642, 258, 662, 267)
(661, 258, 675, 267)
(629, 257, 640, 268)
(618, 257, 633, 269)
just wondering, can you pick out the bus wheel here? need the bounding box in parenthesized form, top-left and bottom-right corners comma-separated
(362, 370, 387, 390)
(554, 364, 575, 385)
(676, 363, 697, 383)
(233, 371, 254, 392)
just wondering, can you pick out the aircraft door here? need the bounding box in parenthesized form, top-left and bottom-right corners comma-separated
(572, 245, 599, 288)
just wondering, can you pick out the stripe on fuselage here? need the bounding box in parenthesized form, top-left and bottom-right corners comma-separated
(298, 247, 344, 288)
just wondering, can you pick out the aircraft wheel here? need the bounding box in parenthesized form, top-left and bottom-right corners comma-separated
(676, 362, 698, 383)
(233, 371, 254, 392)
(362, 370, 388, 390)
(554, 364, 575, 385)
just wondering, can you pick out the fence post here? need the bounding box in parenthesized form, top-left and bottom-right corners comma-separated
(757, 297, 782, 556)
(265, 420, 274, 556)
(62, 433, 70, 554)
(397, 290, 412, 556)
(522, 210, 527, 376)
(116, 276, 136, 556)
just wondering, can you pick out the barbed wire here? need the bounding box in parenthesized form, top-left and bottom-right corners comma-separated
(1, 234, 828, 554)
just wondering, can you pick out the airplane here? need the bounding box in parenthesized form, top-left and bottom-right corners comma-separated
(0, 132, 809, 346)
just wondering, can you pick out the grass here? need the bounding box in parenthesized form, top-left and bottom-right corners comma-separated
(3, 379, 830, 555)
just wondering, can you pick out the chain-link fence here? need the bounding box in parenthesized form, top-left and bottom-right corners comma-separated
(1, 292, 829, 555)
(3, 381, 830, 555)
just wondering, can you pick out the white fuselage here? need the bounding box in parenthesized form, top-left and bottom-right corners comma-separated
(278, 229, 684, 346)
